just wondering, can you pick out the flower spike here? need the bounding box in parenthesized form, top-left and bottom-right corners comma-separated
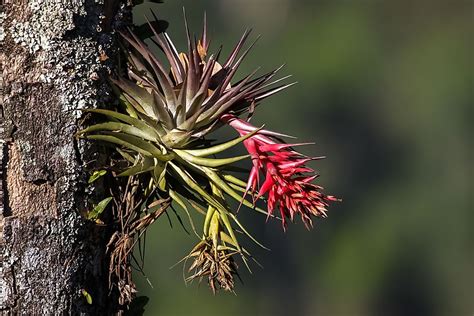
(223, 114, 340, 230)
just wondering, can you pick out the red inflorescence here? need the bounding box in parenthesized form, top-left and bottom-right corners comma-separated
(222, 114, 339, 230)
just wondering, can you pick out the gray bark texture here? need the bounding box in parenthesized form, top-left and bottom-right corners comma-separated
(0, 1, 130, 314)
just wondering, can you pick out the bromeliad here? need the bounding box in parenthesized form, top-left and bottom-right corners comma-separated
(78, 11, 338, 293)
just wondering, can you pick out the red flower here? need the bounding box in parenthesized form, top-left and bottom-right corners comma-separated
(222, 114, 339, 230)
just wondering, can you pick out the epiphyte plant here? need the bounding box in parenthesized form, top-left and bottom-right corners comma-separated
(78, 11, 339, 294)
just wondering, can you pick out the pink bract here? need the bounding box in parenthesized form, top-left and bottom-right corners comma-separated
(222, 114, 339, 230)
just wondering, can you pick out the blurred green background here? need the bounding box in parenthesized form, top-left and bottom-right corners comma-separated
(132, 1, 473, 315)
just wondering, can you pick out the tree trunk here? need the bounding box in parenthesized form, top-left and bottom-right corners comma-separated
(1, 1, 130, 314)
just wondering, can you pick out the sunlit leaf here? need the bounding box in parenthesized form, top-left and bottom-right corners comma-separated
(174, 149, 249, 168)
(81, 289, 93, 305)
(80, 122, 159, 142)
(80, 109, 160, 140)
(153, 161, 167, 190)
(183, 127, 262, 157)
(88, 170, 107, 184)
(87, 197, 113, 220)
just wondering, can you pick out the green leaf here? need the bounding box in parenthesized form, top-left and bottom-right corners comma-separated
(220, 231, 239, 248)
(168, 162, 231, 219)
(174, 103, 186, 127)
(161, 130, 192, 148)
(222, 174, 248, 188)
(202, 167, 273, 218)
(203, 205, 217, 236)
(168, 163, 241, 252)
(88, 170, 107, 184)
(169, 189, 200, 238)
(80, 109, 161, 140)
(79, 122, 159, 142)
(178, 106, 205, 133)
(87, 197, 113, 220)
(111, 78, 158, 120)
(135, 111, 167, 137)
(174, 149, 249, 168)
(153, 161, 167, 190)
(122, 92, 148, 116)
(86, 132, 173, 162)
(209, 183, 242, 250)
(118, 157, 155, 177)
(214, 203, 241, 251)
(86, 134, 154, 157)
(81, 289, 93, 305)
(183, 127, 263, 157)
(206, 171, 270, 250)
(116, 148, 136, 163)
(151, 91, 174, 129)
(118, 93, 139, 118)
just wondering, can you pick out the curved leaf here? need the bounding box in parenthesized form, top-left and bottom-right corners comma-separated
(183, 127, 262, 157)
(81, 109, 161, 140)
(118, 157, 155, 177)
(87, 197, 113, 220)
(79, 122, 158, 142)
(174, 149, 249, 168)
(88, 170, 107, 184)
(169, 189, 200, 238)
(111, 78, 158, 119)
(85, 134, 160, 158)
(201, 167, 273, 218)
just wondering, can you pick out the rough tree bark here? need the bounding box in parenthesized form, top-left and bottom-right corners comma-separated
(1, 1, 130, 314)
